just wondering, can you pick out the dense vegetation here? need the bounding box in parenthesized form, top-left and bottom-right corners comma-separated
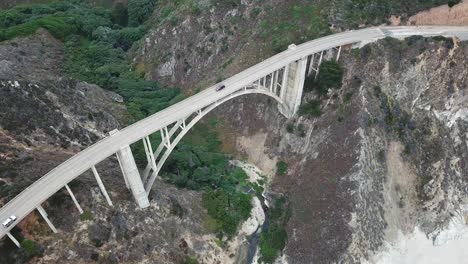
(298, 100, 322, 117)
(162, 120, 254, 237)
(0, 0, 181, 121)
(300, 60, 344, 118)
(259, 196, 291, 263)
(305, 60, 344, 95)
(19, 239, 40, 258)
(0, 0, 252, 239)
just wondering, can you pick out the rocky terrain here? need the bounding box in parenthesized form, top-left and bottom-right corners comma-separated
(211, 36, 468, 262)
(0, 29, 266, 264)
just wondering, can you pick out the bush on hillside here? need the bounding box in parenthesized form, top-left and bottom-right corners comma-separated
(276, 161, 288, 176)
(202, 187, 252, 237)
(0, 16, 77, 41)
(112, 2, 129, 26)
(127, 0, 156, 26)
(20, 240, 40, 257)
(299, 100, 322, 117)
(316, 60, 344, 91)
(448, 0, 461, 7)
(259, 197, 290, 263)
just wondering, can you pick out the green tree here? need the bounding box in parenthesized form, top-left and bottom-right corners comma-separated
(202, 188, 252, 237)
(112, 2, 128, 26)
(276, 161, 288, 176)
(298, 100, 322, 117)
(128, 0, 156, 26)
(259, 197, 290, 263)
(448, 0, 461, 7)
(316, 60, 344, 92)
(20, 239, 40, 257)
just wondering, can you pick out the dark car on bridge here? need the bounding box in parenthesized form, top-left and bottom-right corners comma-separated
(215, 84, 226, 91)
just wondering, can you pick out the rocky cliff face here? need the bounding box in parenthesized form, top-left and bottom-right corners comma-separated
(211, 36, 468, 263)
(132, 0, 298, 90)
(0, 30, 127, 205)
(0, 31, 262, 264)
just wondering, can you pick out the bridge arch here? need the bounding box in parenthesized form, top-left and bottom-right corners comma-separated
(140, 85, 284, 195)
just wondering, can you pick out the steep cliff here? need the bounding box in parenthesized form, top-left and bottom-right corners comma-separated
(211, 36, 468, 263)
(0, 30, 262, 264)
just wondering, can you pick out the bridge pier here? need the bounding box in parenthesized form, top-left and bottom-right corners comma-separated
(91, 166, 113, 206)
(36, 205, 57, 233)
(65, 184, 83, 214)
(116, 145, 150, 208)
(115, 152, 129, 189)
(279, 57, 307, 118)
(6, 232, 20, 248)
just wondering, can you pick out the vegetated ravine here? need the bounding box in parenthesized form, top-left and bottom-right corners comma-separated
(0, 0, 467, 264)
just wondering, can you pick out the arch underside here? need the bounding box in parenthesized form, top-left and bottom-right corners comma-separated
(141, 84, 284, 194)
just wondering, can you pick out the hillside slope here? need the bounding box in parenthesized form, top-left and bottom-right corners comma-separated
(212, 36, 468, 262)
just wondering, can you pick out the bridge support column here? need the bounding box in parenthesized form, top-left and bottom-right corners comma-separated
(65, 184, 83, 214)
(279, 65, 289, 100)
(116, 145, 150, 209)
(91, 166, 113, 206)
(115, 152, 129, 189)
(36, 205, 57, 233)
(6, 232, 20, 248)
(278, 57, 308, 118)
(336, 46, 342, 61)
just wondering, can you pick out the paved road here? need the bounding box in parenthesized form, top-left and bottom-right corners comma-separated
(1, 26, 468, 239)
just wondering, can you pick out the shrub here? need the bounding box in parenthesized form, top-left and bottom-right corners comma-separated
(0, 16, 77, 41)
(448, 0, 461, 7)
(259, 197, 290, 263)
(304, 60, 344, 96)
(286, 123, 294, 133)
(112, 2, 128, 26)
(20, 239, 40, 257)
(296, 124, 306, 137)
(316, 60, 344, 91)
(80, 210, 93, 221)
(128, 0, 156, 26)
(184, 256, 199, 264)
(276, 161, 288, 176)
(299, 100, 322, 117)
(0, 9, 28, 28)
(190, 3, 201, 16)
(114, 26, 146, 50)
(202, 188, 252, 237)
(69, 10, 113, 37)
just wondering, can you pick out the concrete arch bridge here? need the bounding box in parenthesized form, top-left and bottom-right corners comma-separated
(1, 26, 468, 246)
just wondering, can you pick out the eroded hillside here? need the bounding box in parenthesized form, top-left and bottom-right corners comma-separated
(212, 36, 468, 262)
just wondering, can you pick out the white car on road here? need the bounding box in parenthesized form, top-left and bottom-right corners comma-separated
(2, 215, 17, 228)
